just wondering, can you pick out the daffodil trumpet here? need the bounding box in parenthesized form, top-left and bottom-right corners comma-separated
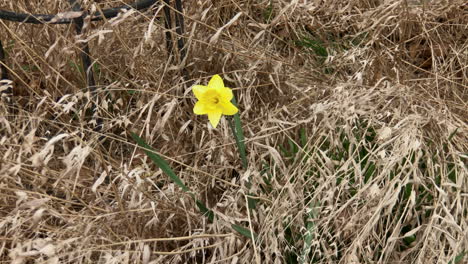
(192, 74, 239, 128)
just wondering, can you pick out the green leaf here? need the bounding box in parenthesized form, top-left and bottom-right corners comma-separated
(228, 97, 256, 210)
(263, 1, 274, 23)
(403, 235, 416, 246)
(295, 37, 328, 58)
(196, 200, 215, 222)
(232, 224, 257, 240)
(300, 127, 307, 148)
(448, 128, 458, 142)
(131, 132, 259, 241)
(131, 132, 190, 192)
(279, 145, 291, 157)
(229, 96, 248, 169)
(448, 252, 466, 264)
(247, 195, 258, 210)
(364, 162, 376, 183)
(288, 138, 299, 155)
(299, 202, 318, 264)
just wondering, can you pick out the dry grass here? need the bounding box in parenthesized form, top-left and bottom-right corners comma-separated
(0, 0, 467, 263)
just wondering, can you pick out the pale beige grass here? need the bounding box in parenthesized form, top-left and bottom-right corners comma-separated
(0, 0, 466, 263)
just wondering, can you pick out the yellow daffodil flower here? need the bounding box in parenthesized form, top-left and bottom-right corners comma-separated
(192, 74, 238, 128)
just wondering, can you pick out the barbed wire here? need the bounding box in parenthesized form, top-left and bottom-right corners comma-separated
(0, 0, 188, 88)
(0, 0, 188, 132)
(0, 0, 158, 24)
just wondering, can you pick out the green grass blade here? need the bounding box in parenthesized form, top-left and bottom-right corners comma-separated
(247, 195, 258, 210)
(228, 97, 256, 209)
(448, 252, 466, 264)
(300, 127, 307, 147)
(295, 37, 328, 58)
(299, 201, 318, 264)
(229, 96, 248, 169)
(448, 127, 458, 142)
(132, 132, 252, 237)
(232, 224, 257, 240)
(131, 132, 190, 193)
(196, 199, 215, 222)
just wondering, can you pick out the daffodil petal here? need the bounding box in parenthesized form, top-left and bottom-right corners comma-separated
(220, 101, 238, 115)
(193, 101, 208, 115)
(192, 85, 206, 99)
(208, 74, 224, 90)
(207, 110, 222, 128)
(219, 87, 233, 101)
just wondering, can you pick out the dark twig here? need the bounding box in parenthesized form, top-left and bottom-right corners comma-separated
(0, 40, 8, 80)
(163, 0, 174, 56)
(173, 0, 190, 82)
(69, 0, 101, 130)
(162, 0, 190, 82)
(68, 0, 95, 90)
(174, 0, 187, 63)
(0, 40, 13, 106)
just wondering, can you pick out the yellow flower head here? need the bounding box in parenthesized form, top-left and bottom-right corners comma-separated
(192, 74, 238, 128)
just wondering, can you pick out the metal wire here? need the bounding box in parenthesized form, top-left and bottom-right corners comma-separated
(68, 0, 95, 89)
(0, 40, 8, 80)
(0, 0, 159, 88)
(0, 0, 158, 24)
(174, 0, 186, 62)
(0, 0, 189, 119)
(163, 0, 174, 56)
(0, 0, 161, 131)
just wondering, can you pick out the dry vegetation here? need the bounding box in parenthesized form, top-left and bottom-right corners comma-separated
(0, 0, 467, 263)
